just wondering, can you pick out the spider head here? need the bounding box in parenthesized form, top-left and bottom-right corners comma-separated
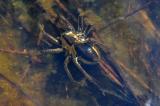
(62, 31, 88, 44)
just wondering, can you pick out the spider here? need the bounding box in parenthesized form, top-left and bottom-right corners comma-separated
(37, 16, 108, 93)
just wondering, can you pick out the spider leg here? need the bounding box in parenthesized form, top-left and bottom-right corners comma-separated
(78, 57, 98, 65)
(73, 57, 103, 89)
(41, 39, 53, 47)
(73, 57, 126, 99)
(64, 56, 76, 82)
(60, 15, 75, 31)
(41, 48, 64, 54)
(81, 16, 84, 31)
(85, 25, 94, 36)
(64, 56, 86, 86)
(78, 16, 80, 31)
(43, 32, 59, 45)
(38, 24, 60, 45)
(84, 25, 89, 35)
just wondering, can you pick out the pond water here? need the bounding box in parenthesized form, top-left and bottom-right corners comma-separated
(0, 0, 160, 106)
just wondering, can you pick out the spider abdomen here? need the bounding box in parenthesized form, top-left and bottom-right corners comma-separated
(75, 43, 100, 63)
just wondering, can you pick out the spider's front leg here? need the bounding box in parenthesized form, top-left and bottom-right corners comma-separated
(38, 24, 60, 46)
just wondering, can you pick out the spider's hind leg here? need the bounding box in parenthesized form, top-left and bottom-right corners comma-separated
(73, 57, 104, 91)
(73, 57, 127, 100)
(64, 56, 86, 86)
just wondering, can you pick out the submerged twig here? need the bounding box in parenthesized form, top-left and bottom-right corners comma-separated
(0, 73, 40, 106)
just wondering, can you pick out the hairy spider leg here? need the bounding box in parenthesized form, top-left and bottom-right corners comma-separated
(81, 16, 84, 31)
(60, 15, 75, 32)
(77, 16, 86, 33)
(41, 48, 64, 54)
(73, 57, 128, 101)
(38, 24, 60, 45)
(85, 25, 94, 36)
(84, 25, 89, 36)
(78, 57, 98, 65)
(64, 56, 85, 86)
(78, 16, 80, 31)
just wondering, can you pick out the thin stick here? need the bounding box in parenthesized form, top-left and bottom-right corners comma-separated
(0, 73, 39, 106)
(98, 1, 153, 32)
